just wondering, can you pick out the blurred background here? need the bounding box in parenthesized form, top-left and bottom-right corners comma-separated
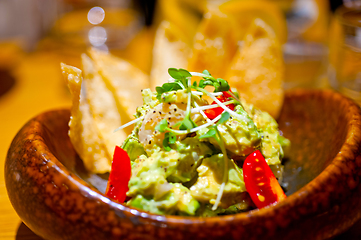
(2, 0, 361, 239)
(0, 0, 351, 102)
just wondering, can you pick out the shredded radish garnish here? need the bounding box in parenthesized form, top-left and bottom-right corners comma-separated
(193, 101, 212, 123)
(166, 114, 222, 135)
(189, 114, 221, 132)
(191, 100, 234, 113)
(212, 182, 226, 210)
(190, 72, 210, 78)
(191, 91, 223, 96)
(113, 115, 144, 132)
(206, 92, 248, 122)
(226, 90, 242, 104)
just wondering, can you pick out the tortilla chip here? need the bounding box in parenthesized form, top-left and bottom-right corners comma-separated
(150, 21, 191, 90)
(61, 63, 111, 173)
(187, 11, 238, 79)
(81, 54, 128, 160)
(218, 0, 287, 44)
(88, 48, 149, 118)
(225, 18, 284, 119)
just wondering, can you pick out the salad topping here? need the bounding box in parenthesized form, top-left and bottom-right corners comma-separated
(106, 68, 289, 216)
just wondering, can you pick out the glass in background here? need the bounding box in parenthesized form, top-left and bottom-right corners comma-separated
(274, 0, 330, 89)
(328, 2, 361, 105)
(37, 0, 145, 68)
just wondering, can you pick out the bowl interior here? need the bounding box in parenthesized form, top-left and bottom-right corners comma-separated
(45, 89, 350, 197)
(279, 90, 349, 194)
(7, 88, 361, 240)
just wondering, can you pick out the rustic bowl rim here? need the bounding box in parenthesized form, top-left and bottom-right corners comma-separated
(5, 88, 361, 238)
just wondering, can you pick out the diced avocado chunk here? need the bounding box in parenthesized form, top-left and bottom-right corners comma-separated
(242, 101, 290, 165)
(127, 183, 200, 215)
(190, 154, 247, 209)
(127, 151, 180, 197)
(122, 136, 146, 161)
(167, 138, 213, 183)
(198, 105, 261, 157)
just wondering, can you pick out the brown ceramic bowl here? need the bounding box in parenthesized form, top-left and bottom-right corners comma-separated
(5, 89, 361, 240)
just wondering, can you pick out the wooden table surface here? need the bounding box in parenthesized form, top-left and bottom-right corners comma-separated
(0, 49, 72, 239)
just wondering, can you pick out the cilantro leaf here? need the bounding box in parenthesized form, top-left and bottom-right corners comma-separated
(218, 112, 230, 125)
(166, 132, 177, 144)
(168, 68, 182, 79)
(163, 138, 172, 151)
(179, 117, 197, 131)
(216, 78, 230, 92)
(156, 82, 183, 101)
(202, 70, 211, 76)
(199, 128, 217, 140)
(168, 68, 192, 88)
(178, 68, 192, 78)
(155, 119, 168, 132)
(163, 132, 177, 151)
(199, 112, 230, 141)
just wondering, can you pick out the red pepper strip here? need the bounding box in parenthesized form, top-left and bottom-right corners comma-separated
(243, 150, 286, 208)
(204, 93, 235, 120)
(105, 146, 131, 202)
(222, 90, 233, 98)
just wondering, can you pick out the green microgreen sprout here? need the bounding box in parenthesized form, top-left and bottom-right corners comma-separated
(192, 70, 230, 92)
(156, 82, 183, 101)
(154, 119, 178, 151)
(163, 132, 177, 151)
(167, 68, 198, 132)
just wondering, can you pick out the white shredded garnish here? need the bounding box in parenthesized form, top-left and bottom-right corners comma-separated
(189, 114, 221, 132)
(190, 72, 209, 78)
(212, 181, 225, 210)
(191, 100, 234, 113)
(192, 91, 203, 95)
(168, 114, 222, 135)
(191, 91, 223, 96)
(193, 101, 212, 123)
(113, 115, 145, 132)
(207, 92, 249, 122)
(226, 90, 242, 104)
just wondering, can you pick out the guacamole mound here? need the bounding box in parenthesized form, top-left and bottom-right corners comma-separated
(120, 85, 289, 217)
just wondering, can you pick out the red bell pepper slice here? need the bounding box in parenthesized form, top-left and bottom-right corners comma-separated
(243, 150, 286, 208)
(204, 92, 235, 120)
(105, 146, 131, 202)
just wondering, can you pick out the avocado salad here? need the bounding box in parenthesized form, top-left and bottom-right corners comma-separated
(106, 68, 290, 217)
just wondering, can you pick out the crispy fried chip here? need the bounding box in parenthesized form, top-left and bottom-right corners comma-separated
(218, 0, 287, 44)
(81, 54, 129, 160)
(61, 63, 111, 173)
(150, 21, 191, 90)
(226, 18, 284, 119)
(187, 11, 237, 79)
(88, 48, 149, 118)
(154, 0, 202, 40)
